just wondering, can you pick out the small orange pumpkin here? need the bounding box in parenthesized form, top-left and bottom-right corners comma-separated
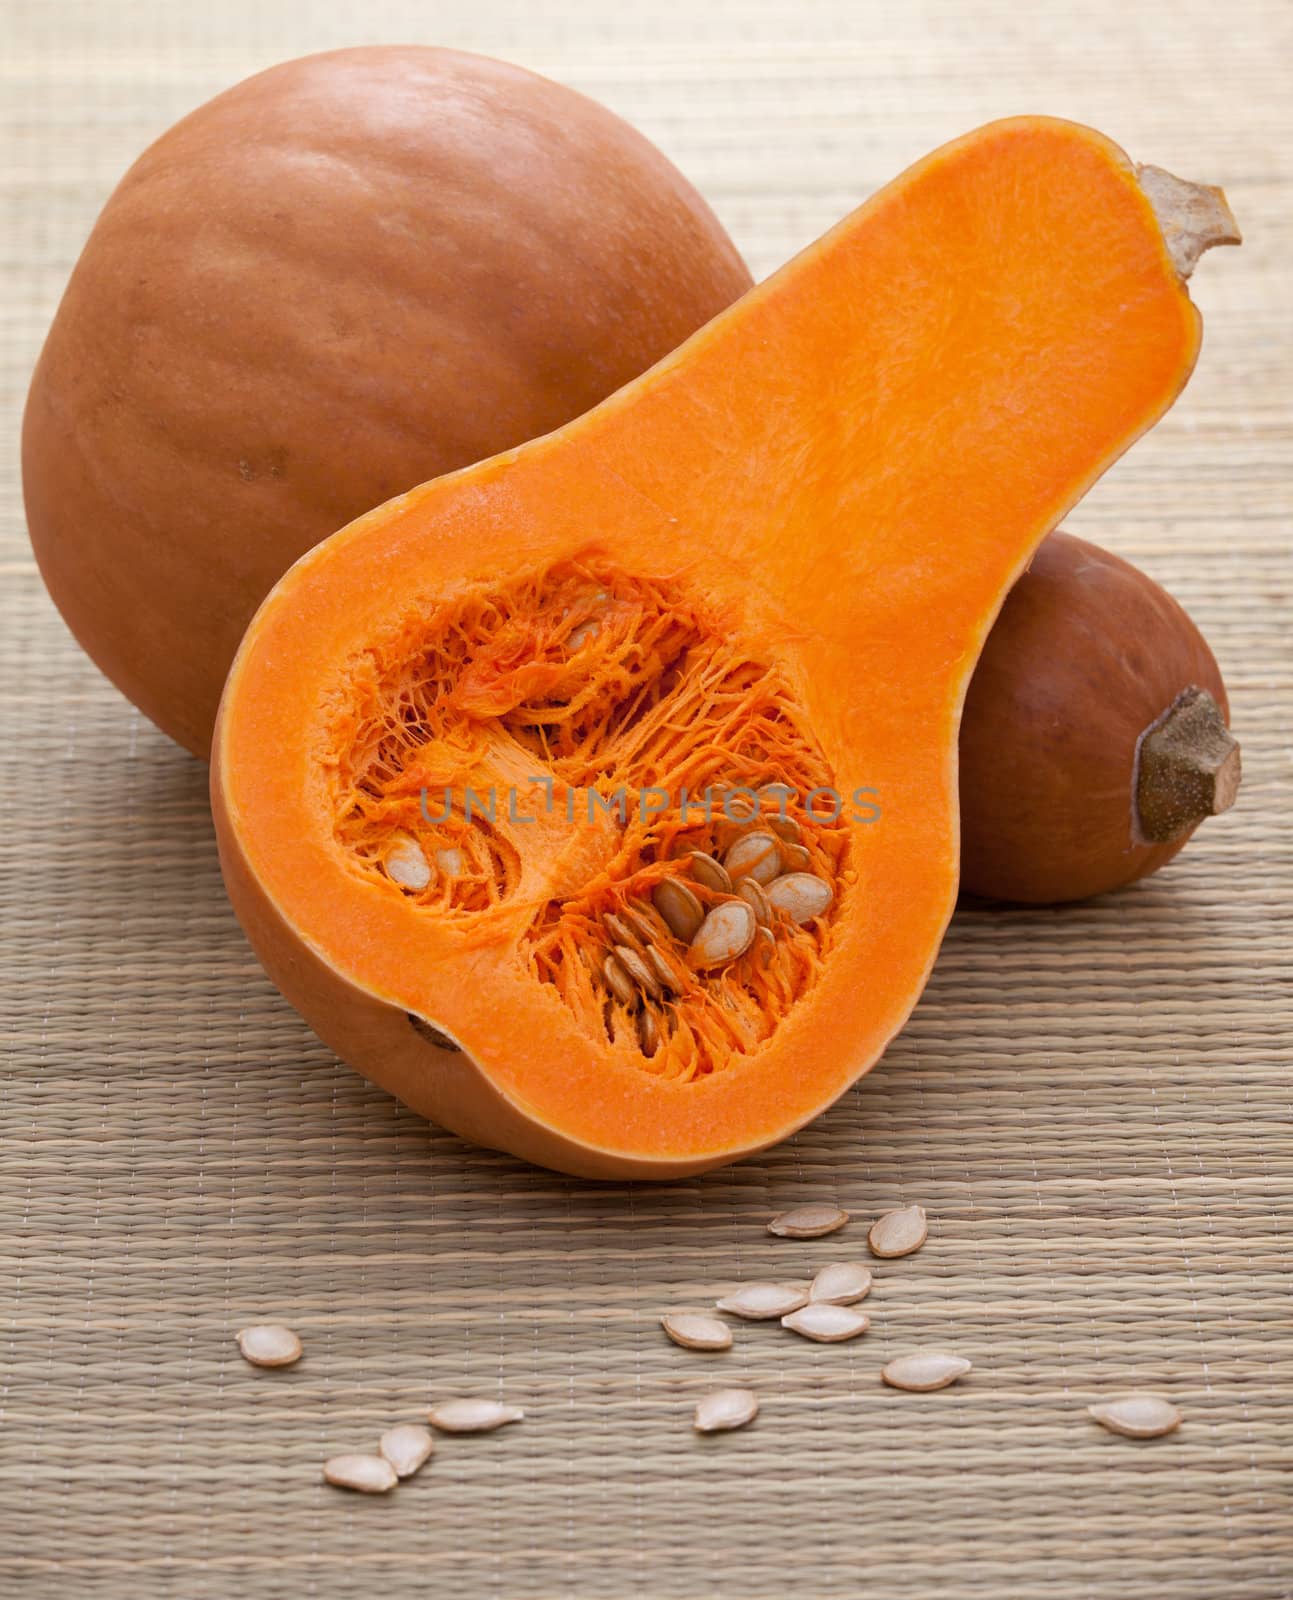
(959, 529, 1240, 903)
(212, 119, 1238, 1177)
(22, 47, 752, 757)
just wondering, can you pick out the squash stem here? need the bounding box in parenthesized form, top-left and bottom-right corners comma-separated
(1135, 687, 1241, 844)
(1137, 165, 1242, 279)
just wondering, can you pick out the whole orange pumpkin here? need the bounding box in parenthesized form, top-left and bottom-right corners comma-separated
(23, 47, 752, 756)
(958, 530, 1239, 903)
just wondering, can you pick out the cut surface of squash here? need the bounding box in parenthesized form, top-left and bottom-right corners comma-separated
(213, 117, 1235, 1177)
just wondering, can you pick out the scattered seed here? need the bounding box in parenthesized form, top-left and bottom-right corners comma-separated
(881, 1351, 971, 1391)
(694, 1388, 760, 1434)
(809, 1263, 873, 1305)
(756, 926, 777, 965)
(653, 877, 705, 942)
(379, 1424, 435, 1478)
(323, 1454, 398, 1493)
(661, 1313, 733, 1352)
(768, 815, 802, 843)
(603, 952, 637, 1007)
(1088, 1395, 1181, 1439)
(236, 1325, 302, 1368)
(736, 876, 773, 926)
(426, 1399, 525, 1434)
(716, 1282, 810, 1320)
(689, 901, 757, 968)
(688, 850, 733, 893)
(766, 871, 833, 923)
(782, 1303, 870, 1342)
(724, 831, 782, 885)
(767, 1204, 849, 1239)
(386, 835, 433, 891)
(615, 944, 663, 1000)
(868, 1205, 928, 1258)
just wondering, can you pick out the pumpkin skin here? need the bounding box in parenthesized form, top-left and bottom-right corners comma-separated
(21, 47, 753, 758)
(213, 117, 1235, 1178)
(959, 530, 1238, 903)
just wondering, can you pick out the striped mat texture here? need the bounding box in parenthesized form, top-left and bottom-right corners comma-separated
(2, 1, 1290, 1595)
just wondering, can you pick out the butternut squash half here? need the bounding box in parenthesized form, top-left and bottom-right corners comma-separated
(212, 118, 1238, 1178)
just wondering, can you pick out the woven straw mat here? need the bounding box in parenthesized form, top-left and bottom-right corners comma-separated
(2, 1, 1290, 1596)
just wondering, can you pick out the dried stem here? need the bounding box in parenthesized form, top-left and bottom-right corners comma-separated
(1137, 164, 1242, 279)
(1135, 687, 1241, 845)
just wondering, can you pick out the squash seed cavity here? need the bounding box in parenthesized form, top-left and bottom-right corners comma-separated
(324, 559, 849, 1085)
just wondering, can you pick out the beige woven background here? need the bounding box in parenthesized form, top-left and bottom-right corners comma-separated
(2, 1, 1290, 1595)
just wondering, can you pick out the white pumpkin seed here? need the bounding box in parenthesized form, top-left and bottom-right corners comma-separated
(868, 1204, 928, 1258)
(809, 1262, 873, 1305)
(615, 944, 663, 1000)
(694, 1388, 760, 1434)
(661, 1313, 733, 1352)
(724, 831, 782, 885)
(435, 846, 465, 877)
(323, 1454, 398, 1493)
(1088, 1395, 1181, 1438)
(426, 1398, 525, 1433)
(716, 1282, 810, 1320)
(604, 912, 645, 953)
(644, 943, 682, 995)
(653, 877, 705, 942)
(621, 903, 662, 946)
(756, 925, 777, 965)
(778, 841, 813, 874)
(720, 790, 758, 821)
(603, 953, 637, 1007)
(735, 876, 773, 926)
(781, 1303, 870, 1343)
(881, 1351, 971, 1391)
(766, 871, 834, 923)
(767, 1203, 849, 1239)
(689, 901, 757, 968)
(768, 815, 802, 843)
(638, 1008, 660, 1055)
(567, 620, 600, 650)
(386, 835, 433, 891)
(688, 851, 733, 893)
(236, 1324, 302, 1368)
(379, 1424, 435, 1478)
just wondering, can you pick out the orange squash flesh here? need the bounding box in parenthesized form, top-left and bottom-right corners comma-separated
(213, 117, 1231, 1178)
